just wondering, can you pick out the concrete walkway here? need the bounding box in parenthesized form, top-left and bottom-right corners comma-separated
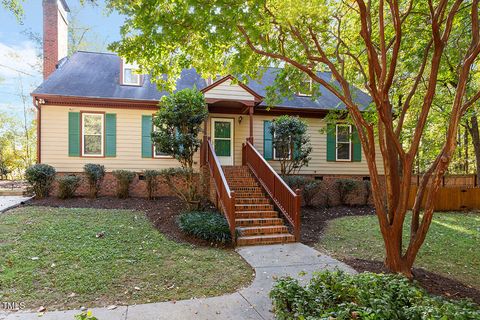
(0, 196, 32, 213)
(1, 243, 355, 320)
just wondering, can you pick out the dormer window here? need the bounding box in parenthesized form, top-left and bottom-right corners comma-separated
(122, 61, 141, 86)
(297, 77, 313, 96)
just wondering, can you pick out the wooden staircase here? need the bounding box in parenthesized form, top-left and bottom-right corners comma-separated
(223, 166, 295, 246)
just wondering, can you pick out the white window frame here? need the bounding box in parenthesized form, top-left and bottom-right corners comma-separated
(122, 61, 141, 86)
(152, 123, 172, 159)
(297, 78, 313, 97)
(336, 124, 352, 162)
(82, 113, 104, 157)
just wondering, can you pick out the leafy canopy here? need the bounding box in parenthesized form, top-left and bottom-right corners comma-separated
(270, 115, 312, 175)
(152, 88, 207, 169)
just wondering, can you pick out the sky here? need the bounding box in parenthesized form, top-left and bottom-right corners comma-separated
(0, 0, 125, 120)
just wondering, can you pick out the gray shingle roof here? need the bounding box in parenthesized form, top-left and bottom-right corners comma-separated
(32, 51, 371, 110)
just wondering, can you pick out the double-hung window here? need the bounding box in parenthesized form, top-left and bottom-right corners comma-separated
(273, 136, 291, 160)
(82, 113, 104, 157)
(336, 124, 351, 161)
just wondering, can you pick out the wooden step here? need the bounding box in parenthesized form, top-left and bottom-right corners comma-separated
(237, 225, 288, 236)
(231, 186, 263, 193)
(228, 181, 259, 187)
(236, 234, 295, 246)
(235, 203, 274, 211)
(235, 217, 284, 227)
(235, 197, 271, 204)
(234, 192, 266, 198)
(235, 211, 278, 219)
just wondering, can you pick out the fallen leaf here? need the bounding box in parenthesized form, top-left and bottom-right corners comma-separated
(107, 305, 117, 310)
(37, 306, 46, 313)
(31, 257, 39, 261)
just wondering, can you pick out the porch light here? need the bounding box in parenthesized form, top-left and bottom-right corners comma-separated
(238, 116, 243, 124)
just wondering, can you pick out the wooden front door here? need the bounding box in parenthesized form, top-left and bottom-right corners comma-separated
(211, 118, 234, 166)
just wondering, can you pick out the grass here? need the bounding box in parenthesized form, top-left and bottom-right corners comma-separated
(317, 212, 480, 289)
(0, 206, 253, 310)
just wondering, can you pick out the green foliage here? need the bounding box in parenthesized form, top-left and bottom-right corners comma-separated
(0, 159, 10, 179)
(270, 270, 480, 320)
(83, 164, 105, 198)
(112, 170, 136, 199)
(281, 175, 319, 207)
(151, 89, 207, 207)
(25, 164, 56, 199)
(335, 179, 359, 206)
(74, 311, 98, 320)
(56, 175, 80, 199)
(0, 111, 36, 179)
(143, 170, 161, 200)
(152, 88, 208, 169)
(270, 116, 312, 175)
(177, 211, 232, 244)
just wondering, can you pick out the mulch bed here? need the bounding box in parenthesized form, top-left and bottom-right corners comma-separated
(27, 196, 227, 248)
(301, 205, 480, 304)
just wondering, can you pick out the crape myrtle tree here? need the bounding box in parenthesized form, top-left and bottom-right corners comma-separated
(270, 115, 312, 175)
(108, 0, 480, 277)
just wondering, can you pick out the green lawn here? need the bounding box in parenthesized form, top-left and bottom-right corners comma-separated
(0, 206, 253, 310)
(317, 212, 480, 289)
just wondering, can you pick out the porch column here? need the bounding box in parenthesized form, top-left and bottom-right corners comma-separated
(249, 106, 254, 144)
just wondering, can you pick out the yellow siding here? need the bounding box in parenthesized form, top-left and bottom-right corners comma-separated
(252, 115, 383, 175)
(41, 105, 382, 175)
(41, 105, 192, 172)
(204, 79, 255, 101)
(207, 113, 383, 175)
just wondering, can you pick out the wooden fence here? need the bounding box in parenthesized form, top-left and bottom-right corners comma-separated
(408, 174, 480, 210)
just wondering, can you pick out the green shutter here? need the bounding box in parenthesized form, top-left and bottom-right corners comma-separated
(292, 140, 300, 160)
(105, 113, 116, 157)
(352, 126, 362, 162)
(142, 115, 153, 158)
(68, 112, 80, 157)
(326, 123, 336, 162)
(263, 121, 273, 160)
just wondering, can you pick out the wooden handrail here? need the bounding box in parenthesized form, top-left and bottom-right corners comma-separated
(242, 140, 301, 240)
(205, 137, 236, 243)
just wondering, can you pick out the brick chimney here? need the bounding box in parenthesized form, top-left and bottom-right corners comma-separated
(43, 0, 70, 79)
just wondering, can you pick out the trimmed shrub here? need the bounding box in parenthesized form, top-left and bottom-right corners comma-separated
(270, 270, 480, 320)
(83, 164, 105, 198)
(282, 175, 320, 207)
(57, 175, 80, 199)
(25, 164, 56, 199)
(144, 170, 161, 200)
(177, 211, 232, 243)
(336, 178, 359, 205)
(112, 170, 136, 199)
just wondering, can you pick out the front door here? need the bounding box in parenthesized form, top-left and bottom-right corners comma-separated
(211, 118, 234, 166)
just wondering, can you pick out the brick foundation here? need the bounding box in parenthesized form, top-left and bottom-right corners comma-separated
(53, 172, 192, 198)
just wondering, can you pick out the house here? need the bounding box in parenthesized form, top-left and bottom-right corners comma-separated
(32, 0, 382, 245)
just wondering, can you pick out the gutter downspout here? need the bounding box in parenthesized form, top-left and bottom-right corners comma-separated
(32, 97, 41, 164)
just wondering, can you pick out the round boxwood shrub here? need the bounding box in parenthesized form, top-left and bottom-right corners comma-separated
(57, 175, 80, 199)
(25, 164, 56, 199)
(270, 270, 480, 320)
(177, 211, 232, 243)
